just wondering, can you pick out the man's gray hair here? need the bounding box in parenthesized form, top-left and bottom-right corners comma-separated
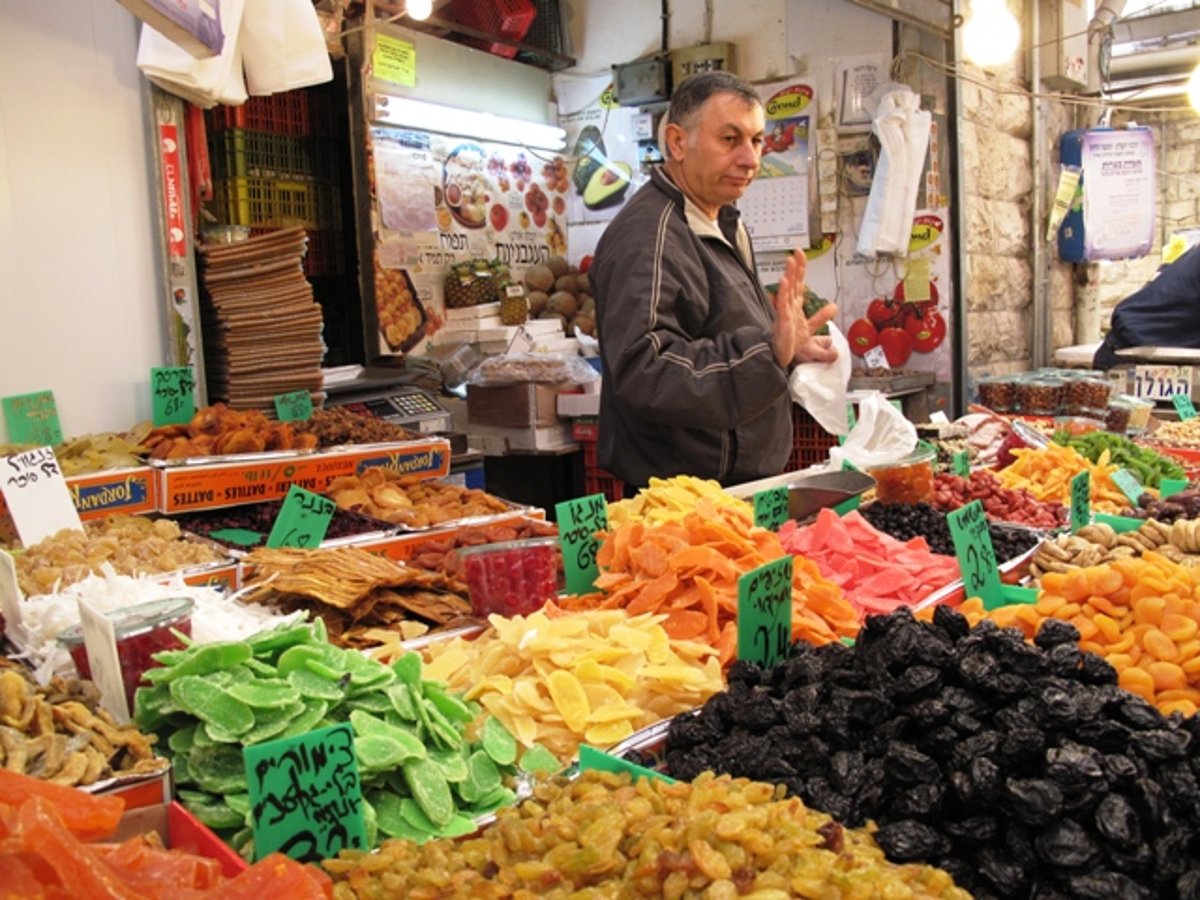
(667, 71, 761, 133)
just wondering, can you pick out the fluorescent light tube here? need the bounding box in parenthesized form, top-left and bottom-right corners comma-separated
(374, 94, 567, 151)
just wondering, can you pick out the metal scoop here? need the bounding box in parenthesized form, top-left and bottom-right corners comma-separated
(726, 467, 877, 521)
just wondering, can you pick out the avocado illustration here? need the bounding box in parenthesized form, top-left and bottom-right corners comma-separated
(572, 125, 607, 194)
(583, 160, 632, 210)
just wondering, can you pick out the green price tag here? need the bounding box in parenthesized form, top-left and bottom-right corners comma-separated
(243, 723, 367, 862)
(1070, 471, 1091, 533)
(753, 487, 789, 531)
(953, 451, 970, 477)
(737, 556, 794, 668)
(2, 390, 63, 446)
(266, 485, 336, 549)
(209, 528, 266, 547)
(1092, 513, 1144, 534)
(1110, 468, 1144, 505)
(946, 500, 1004, 610)
(1161, 478, 1189, 498)
(1000, 584, 1039, 605)
(274, 390, 314, 422)
(1173, 393, 1197, 420)
(578, 744, 675, 785)
(839, 403, 857, 446)
(150, 367, 196, 426)
(556, 493, 608, 594)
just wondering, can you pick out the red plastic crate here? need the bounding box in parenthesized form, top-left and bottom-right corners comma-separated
(442, 0, 536, 58)
(786, 403, 838, 472)
(581, 440, 624, 504)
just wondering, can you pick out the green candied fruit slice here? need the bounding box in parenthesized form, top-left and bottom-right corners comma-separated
(132, 682, 178, 731)
(172, 753, 193, 786)
(465, 749, 502, 797)
(191, 724, 216, 749)
(386, 684, 416, 721)
(402, 755, 455, 828)
(277, 700, 329, 740)
(241, 700, 305, 745)
(399, 797, 439, 834)
(349, 710, 426, 758)
(204, 719, 245, 745)
(436, 815, 479, 838)
(169, 676, 254, 735)
(423, 682, 474, 725)
(167, 724, 197, 756)
(175, 788, 214, 806)
(287, 667, 347, 701)
(481, 716, 518, 766)
(227, 681, 298, 709)
(391, 651, 422, 685)
(518, 743, 560, 775)
(186, 798, 245, 830)
(225, 793, 251, 817)
(346, 689, 392, 715)
(344, 650, 393, 688)
(246, 620, 316, 656)
(241, 658, 279, 678)
(276, 644, 325, 676)
(189, 744, 249, 795)
(473, 785, 517, 814)
(304, 659, 346, 682)
(371, 792, 430, 842)
(427, 745, 469, 783)
(152, 641, 252, 684)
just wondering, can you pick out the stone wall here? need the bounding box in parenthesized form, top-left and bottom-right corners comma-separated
(1092, 106, 1200, 335)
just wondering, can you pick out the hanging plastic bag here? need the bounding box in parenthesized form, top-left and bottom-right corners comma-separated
(241, 0, 332, 96)
(826, 391, 917, 471)
(136, 0, 248, 108)
(788, 322, 852, 435)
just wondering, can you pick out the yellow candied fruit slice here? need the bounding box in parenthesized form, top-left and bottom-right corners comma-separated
(546, 670, 591, 733)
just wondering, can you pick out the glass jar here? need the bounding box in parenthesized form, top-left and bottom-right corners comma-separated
(866, 447, 937, 505)
(458, 537, 560, 617)
(57, 597, 194, 709)
(1015, 378, 1062, 416)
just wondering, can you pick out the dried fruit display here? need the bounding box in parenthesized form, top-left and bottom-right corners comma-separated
(240, 547, 472, 648)
(1, 430, 149, 476)
(1028, 520, 1200, 576)
(555, 502, 859, 666)
(401, 517, 558, 586)
(996, 442, 1140, 513)
(606, 474, 752, 527)
(323, 770, 970, 898)
(10, 516, 227, 596)
(665, 607, 1200, 899)
(933, 470, 1067, 529)
(860, 502, 1041, 560)
(1053, 430, 1185, 489)
(294, 406, 421, 446)
(1124, 487, 1200, 523)
(417, 608, 723, 760)
(326, 468, 512, 529)
(0, 664, 164, 786)
(140, 403, 319, 460)
(175, 499, 394, 550)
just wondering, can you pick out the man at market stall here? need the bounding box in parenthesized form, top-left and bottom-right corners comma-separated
(591, 71, 838, 496)
(1093, 242, 1200, 369)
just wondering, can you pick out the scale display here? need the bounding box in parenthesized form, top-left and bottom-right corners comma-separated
(328, 387, 453, 434)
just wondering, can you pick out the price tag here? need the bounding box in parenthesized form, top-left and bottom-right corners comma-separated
(0, 552, 23, 632)
(1, 447, 83, 546)
(274, 390, 314, 422)
(556, 493, 608, 594)
(1132, 364, 1192, 401)
(864, 346, 890, 369)
(151, 367, 196, 426)
(753, 487, 789, 531)
(737, 556, 793, 668)
(265, 485, 336, 549)
(929, 411, 950, 425)
(506, 326, 536, 355)
(2, 390, 63, 446)
(1070, 470, 1091, 533)
(1001, 584, 1040, 605)
(953, 450, 970, 476)
(1173, 393, 1197, 420)
(210, 528, 265, 547)
(1092, 513, 1143, 534)
(1110, 468, 1144, 505)
(243, 723, 367, 862)
(578, 744, 675, 785)
(946, 500, 1004, 610)
(1160, 478, 1189, 498)
(77, 596, 130, 723)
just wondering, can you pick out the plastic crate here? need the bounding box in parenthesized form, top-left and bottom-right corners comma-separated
(441, 0, 536, 59)
(786, 403, 838, 472)
(581, 440, 624, 504)
(209, 129, 337, 182)
(212, 177, 341, 230)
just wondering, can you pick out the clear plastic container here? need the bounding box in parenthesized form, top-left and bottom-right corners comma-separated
(1055, 415, 1105, 437)
(57, 597, 194, 709)
(458, 536, 559, 617)
(976, 375, 1020, 413)
(1115, 395, 1154, 435)
(866, 447, 937, 505)
(1016, 378, 1062, 416)
(1063, 376, 1112, 417)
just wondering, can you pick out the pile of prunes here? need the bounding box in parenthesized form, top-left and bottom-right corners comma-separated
(664, 607, 1200, 899)
(860, 502, 1040, 561)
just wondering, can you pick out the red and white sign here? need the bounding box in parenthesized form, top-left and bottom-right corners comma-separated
(159, 124, 187, 259)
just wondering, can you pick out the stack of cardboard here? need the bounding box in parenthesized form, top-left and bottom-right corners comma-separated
(198, 228, 325, 411)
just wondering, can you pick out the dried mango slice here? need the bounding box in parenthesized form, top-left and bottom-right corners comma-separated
(546, 670, 590, 733)
(584, 719, 635, 745)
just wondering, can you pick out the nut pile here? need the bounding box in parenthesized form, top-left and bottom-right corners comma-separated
(1029, 521, 1200, 577)
(1148, 419, 1200, 447)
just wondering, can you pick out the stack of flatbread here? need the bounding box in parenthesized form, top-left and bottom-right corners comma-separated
(199, 227, 326, 411)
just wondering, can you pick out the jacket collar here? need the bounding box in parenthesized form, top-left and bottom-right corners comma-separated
(650, 167, 754, 267)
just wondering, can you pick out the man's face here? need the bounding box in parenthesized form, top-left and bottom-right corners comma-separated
(667, 93, 765, 214)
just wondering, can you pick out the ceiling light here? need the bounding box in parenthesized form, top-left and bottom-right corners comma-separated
(962, 0, 1022, 67)
(374, 94, 567, 151)
(406, 0, 433, 21)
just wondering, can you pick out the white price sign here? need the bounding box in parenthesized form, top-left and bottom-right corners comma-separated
(863, 345, 890, 369)
(1, 447, 83, 546)
(1132, 365, 1192, 401)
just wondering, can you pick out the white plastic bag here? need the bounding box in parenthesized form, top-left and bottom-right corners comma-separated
(241, 0, 332, 95)
(788, 322, 852, 435)
(136, 0, 248, 108)
(826, 391, 917, 471)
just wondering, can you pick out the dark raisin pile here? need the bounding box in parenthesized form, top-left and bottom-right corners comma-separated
(663, 608, 1200, 900)
(861, 502, 1040, 561)
(175, 500, 391, 548)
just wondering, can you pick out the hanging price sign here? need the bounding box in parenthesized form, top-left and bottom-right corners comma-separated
(151, 367, 196, 426)
(266, 485, 336, 549)
(737, 556, 794, 668)
(953, 450, 970, 476)
(556, 494, 608, 593)
(753, 486, 789, 531)
(946, 500, 1004, 610)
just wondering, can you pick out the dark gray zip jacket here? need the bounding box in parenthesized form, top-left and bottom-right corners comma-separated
(592, 167, 792, 488)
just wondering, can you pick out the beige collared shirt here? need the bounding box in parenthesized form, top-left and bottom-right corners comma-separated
(665, 172, 756, 272)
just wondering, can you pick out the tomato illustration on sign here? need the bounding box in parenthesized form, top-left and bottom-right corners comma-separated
(847, 318, 880, 356)
(906, 309, 947, 353)
(879, 327, 914, 367)
(867, 297, 903, 329)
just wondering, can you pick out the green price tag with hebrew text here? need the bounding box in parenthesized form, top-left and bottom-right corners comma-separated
(2, 390, 63, 446)
(274, 390, 314, 422)
(753, 487, 789, 531)
(556, 494, 608, 594)
(1070, 471, 1091, 533)
(1110, 468, 1144, 505)
(1174, 393, 1197, 420)
(737, 556, 793, 668)
(946, 500, 1004, 610)
(151, 367, 196, 426)
(266, 485, 336, 549)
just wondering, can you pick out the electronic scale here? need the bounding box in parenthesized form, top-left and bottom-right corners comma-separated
(323, 368, 454, 434)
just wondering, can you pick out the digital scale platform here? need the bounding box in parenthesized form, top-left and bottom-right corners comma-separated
(324, 369, 454, 434)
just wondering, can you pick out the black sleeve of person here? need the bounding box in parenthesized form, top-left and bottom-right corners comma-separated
(1094, 245, 1200, 367)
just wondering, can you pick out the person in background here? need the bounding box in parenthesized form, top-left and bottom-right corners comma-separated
(591, 71, 838, 496)
(1093, 243, 1200, 369)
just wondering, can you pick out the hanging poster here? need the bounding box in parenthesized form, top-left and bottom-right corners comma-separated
(1081, 128, 1156, 260)
(740, 80, 814, 251)
(556, 74, 643, 226)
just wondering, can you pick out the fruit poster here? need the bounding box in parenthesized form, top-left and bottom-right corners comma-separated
(556, 74, 642, 226)
(367, 126, 571, 357)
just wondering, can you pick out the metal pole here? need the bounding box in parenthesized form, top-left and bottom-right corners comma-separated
(1030, 0, 1049, 369)
(950, 0, 970, 414)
